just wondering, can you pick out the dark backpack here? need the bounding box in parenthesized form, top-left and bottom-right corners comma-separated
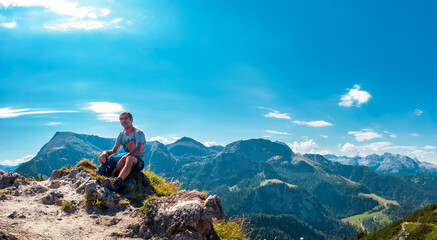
(98, 153, 125, 177)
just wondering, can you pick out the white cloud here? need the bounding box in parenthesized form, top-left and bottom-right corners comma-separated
(414, 109, 423, 116)
(288, 139, 319, 154)
(265, 130, 288, 135)
(348, 129, 382, 141)
(85, 102, 123, 113)
(383, 131, 397, 138)
(1, 20, 16, 28)
(258, 107, 291, 120)
(0, 107, 77, 118)
(410, 133, 420, 137)
(204, 141, 218, 147)
(292, 120, 333, 127)
(320, 135, 329, 138)
(149, 136, 179, 144)
(1, 154, 33, 166)
(339, 84, 371, 107)
(46, 122, 62, 125)
(45, 17, 123, 31)
(407, 150, 435, 160)
(0, 0, 123, 31)
(85, 102, 124, 122)
(339, 142, 360, 156)
(424, 145, 436, 150)
(360, 142, 392, 151)
(0, 0, 110, 19)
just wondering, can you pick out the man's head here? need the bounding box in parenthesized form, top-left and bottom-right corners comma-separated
(119, 111, 133, 129)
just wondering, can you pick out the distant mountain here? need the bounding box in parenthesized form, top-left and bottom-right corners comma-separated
(0, 164, 20, 172)
(15, 132, 115, 177)
(166, 137, 219, 166)
(324, 153, 437, 175)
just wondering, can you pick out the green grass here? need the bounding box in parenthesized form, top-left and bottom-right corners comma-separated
(342, 193, 398, 231)
(213, 218, 250, 240)
(36, 174, 45, 181)
(85, 192, 105, 209)
(143, 165, 180, 197)
(260, 179, 297, 188)
(139, 196, 158, 217)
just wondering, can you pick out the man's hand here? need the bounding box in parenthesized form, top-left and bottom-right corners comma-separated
(98, 151, 109, 164)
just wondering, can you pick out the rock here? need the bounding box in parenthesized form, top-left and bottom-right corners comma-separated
(0, 194, 8, 200)
(49, 169, 69, 180)
(41, 190, 64, 205)
(120, 170, 154, 198)
(0, 171, 21, 189)
(0, 230, 19, 240)
(105, 217, 122, 226)
(30, 182, 49, 194)
(7, 211, 17, 219)
(204, 195, 226, 220)
(48, 180, 61, 189)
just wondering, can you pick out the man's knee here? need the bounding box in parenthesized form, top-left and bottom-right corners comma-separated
(125, 156, 137, 166)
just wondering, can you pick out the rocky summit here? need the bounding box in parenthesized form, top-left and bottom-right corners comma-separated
(0, 166, 226, 240)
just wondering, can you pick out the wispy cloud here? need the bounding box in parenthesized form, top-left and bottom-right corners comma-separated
(339, 85, 371, 107)
(383, 131, 397, 138)
(320, 135, 329, 138)
(292, 120, 333, 127)
(45, 17, 123, 31)
(407, 150, 435, 160)
(410, 133, 420, 137)
(348, 129, 382, 141)
(149, 136, 180, 144)
(265, 130, 289, 135)
(414, 108, 423, 116)
(0, 107, 77, 118)
(0, 0, 123, 31)
(46, 122, 62, 126)
(85, 102, 123, 122)
(287, 139, 319, 154)
(258, 107, 291, 120)
(0, 154, 33, 166)
(1, 20, 16, 28)
(424, 145, 436, 150)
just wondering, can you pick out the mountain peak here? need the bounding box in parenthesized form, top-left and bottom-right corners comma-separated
(223, 138, 293, 162)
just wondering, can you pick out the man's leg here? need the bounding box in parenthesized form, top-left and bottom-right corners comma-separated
(118, 156, 138, 180)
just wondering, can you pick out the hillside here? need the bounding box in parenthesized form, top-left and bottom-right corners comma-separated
(359, 203, 437, 240)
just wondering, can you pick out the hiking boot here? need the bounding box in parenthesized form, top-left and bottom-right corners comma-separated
(102, 177, 123, 192)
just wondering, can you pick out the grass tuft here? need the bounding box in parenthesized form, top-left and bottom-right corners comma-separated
(61, 200, 72, 210)
(143, 164, 180, 197)
(213, 217, 250, 240)
(139, 196, 158, 217)
(85, 192, 105, 209)
(76, 159, 97, 170)
(36, 174, 45, 181)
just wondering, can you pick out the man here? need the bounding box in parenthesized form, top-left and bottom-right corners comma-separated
(98, 111, 146, 192)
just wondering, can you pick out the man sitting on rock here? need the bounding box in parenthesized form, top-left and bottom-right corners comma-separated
(98, 111, 146, 192)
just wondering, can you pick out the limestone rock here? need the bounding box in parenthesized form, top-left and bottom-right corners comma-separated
(41, 190, 64, 205)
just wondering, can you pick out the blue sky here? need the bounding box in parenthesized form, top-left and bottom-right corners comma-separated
(1, 0, 437, 166)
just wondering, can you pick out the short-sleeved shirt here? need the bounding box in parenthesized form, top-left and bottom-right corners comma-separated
(116, 127, 146, 160)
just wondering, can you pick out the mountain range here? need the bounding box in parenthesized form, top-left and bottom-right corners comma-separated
(11, 132, 437, 239)
(324, 153, 437, 176)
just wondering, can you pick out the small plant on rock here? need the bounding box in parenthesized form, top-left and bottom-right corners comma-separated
(139, 196, 158, 217)
(85, 192, 105, 209)
(36, 174, 45, 181)
(61, 200, 72, 210)
(213, 217, 250, 240)
(143, 164, 180, 197)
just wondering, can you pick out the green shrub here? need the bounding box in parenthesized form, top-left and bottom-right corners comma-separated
(213, 217, 249, 240)
(139, 196, 158, 217)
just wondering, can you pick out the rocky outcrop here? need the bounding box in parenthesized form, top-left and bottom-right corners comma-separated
(0, 167, 226, 240)
(128, 191, 225, 240)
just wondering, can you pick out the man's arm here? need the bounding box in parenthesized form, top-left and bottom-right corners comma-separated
(105, 144, 121, 156)
(99, 144, 120, 164)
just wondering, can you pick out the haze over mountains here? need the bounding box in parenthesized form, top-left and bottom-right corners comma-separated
(8, 132, 437, 239)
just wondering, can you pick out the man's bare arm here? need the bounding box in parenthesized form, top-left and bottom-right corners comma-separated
(105, 144, 121, 156)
